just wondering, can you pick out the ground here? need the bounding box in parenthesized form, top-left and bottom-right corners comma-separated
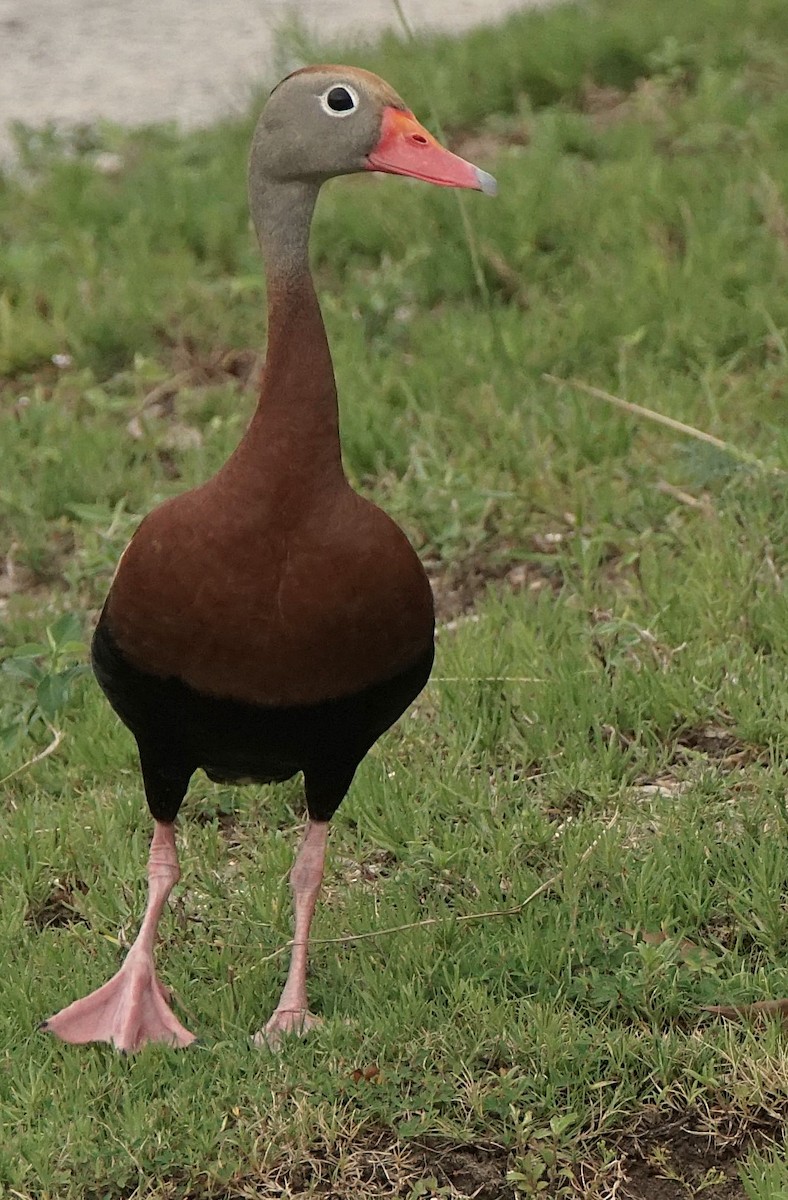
(1, 0, 787, 1196)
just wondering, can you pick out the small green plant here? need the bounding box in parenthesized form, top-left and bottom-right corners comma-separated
(1, 612, 89, 749)
(741, 1151, 788, 1200)
(406, 1178, 453, 1199)
(507, 1112, 580, 1197)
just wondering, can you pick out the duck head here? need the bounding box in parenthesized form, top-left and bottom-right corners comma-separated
(250, 64, 497, 196)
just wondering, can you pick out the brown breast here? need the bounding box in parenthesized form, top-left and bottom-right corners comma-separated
(105, 477, 434, 708)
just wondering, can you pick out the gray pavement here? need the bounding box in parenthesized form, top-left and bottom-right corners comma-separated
(0, 0, 552, 156)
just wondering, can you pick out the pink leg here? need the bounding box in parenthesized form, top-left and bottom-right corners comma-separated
(42, 821, 195, 1053)
(254, 819, 329, 1050)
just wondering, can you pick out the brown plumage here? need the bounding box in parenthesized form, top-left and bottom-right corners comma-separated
(42, 65, 495, 1052)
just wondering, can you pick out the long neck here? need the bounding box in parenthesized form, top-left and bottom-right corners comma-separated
(228, 178, 345, 493)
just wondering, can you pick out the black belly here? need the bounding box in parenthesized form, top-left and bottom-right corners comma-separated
(91, 614, 434, 823)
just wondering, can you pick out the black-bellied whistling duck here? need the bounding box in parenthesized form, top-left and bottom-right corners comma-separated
(42, 65, 496, 1053)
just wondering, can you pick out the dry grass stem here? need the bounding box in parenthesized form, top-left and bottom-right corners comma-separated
(0, 725, 64, 793)
(257, 810, 619, 966)
(430, 675, 545, 683)
(391, 0, 493, 311)
(703, 998, 788, 1020)
(544, 373, 775, 473)
(655, 480, 715, 512)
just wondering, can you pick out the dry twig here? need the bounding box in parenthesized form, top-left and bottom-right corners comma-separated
(655, 480, 714, 512)
(391, 0, 493, 311)
(703, 998, 788, 1021)
(544, 374, 777, 473)
(430, 675, 544, 683)
(255, 810, 620, 966)
(0, 725, 64, 796)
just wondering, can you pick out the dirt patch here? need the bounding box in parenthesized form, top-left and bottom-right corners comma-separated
(0, 550, 39, 602)
(0, 533, 72, 613)
(59, 1108, 783, 1199)
(428, 549, 561, 625)
(672, 726, 761, 768)
(416, 1143, 514, 1199)
(333, 848, 397, 888)
(190, 802, 246, 850)
(124, 342, 263, 482)
(618, 1111, 782, 1200)
(546, 787, 595, 822)
(412, 1111, 780, 1200)
(26, 874, 88, 930)
(623, 1147, 742, 1199)
(579, 75, 690, 133)
(141, 340, 262, 409)
(280, 1134, 512, 1200)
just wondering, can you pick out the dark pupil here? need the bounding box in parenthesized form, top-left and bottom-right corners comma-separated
(327, 87, 354, 112)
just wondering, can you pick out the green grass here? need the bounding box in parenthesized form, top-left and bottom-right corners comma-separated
(1, 0, 787, 1195)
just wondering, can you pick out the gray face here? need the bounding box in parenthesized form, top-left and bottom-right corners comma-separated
(250, 68, 402, 186)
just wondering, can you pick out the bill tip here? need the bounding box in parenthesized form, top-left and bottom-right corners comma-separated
(475, 167, 498, 197)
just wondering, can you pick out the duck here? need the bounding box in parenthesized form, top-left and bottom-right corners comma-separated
(41, 64, 496, 1053)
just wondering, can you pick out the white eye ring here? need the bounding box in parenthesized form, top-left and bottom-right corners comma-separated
(319, 83, 360, 118)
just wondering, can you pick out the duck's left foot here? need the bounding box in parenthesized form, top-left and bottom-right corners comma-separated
(253, 1007, 323, 1051)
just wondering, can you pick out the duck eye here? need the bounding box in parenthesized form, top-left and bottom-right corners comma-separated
(321, 85, 358, 116)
